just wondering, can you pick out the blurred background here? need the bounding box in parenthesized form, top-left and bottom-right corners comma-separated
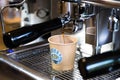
(0, 0, 21, 50)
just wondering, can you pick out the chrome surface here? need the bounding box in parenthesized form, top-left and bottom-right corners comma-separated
(0, 42, 120, 79)
(0, 61, 33, 80)
(21, 0, 51, 26)
(82, 0, 120, 8)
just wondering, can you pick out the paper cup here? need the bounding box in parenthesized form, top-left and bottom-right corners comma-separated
(48, 35, 78, 71)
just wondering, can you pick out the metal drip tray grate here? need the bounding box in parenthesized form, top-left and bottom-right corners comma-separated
(8, 43, 120, 80)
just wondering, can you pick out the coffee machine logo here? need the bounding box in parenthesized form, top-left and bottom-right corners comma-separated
(50, 48, 62, 64)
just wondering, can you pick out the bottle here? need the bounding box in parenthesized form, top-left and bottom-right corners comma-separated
(3, 18, 62, 48)
(78, 50, 120, 79)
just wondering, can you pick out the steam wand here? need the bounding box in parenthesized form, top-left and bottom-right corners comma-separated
(108, 8, 119, 50)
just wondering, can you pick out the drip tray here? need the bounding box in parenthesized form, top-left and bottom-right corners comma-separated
(3, 42, 120, 80)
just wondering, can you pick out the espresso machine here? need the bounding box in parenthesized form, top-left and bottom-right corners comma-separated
(50, 0, 120, 56)
(0, 0, 120, 80)
(1, 0, 120, 53)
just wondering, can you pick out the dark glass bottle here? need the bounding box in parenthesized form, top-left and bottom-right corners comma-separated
(78, 50, 120, 79)
(3, 18, 62, 48)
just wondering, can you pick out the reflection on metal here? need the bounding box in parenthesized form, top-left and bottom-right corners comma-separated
(82, 0, 120, 8)
(108, 8, 119, 32)
(0, 42, 120, 79)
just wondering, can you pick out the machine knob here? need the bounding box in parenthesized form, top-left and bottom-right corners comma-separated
(36, 9, 49, 18)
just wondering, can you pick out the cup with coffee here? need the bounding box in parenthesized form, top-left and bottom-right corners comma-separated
(48, 35, 78, 71)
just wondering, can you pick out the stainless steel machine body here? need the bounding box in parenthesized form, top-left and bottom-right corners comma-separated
(21, 0, 51, 26)
(0, 0, 120, 80)
(0, 41, 120, 80)
(82, 0, 120, 54)
(51, 0, 120, 55)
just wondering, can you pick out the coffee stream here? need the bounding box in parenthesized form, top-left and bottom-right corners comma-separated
(62, 26, 65, 44)
(61, 26, 74, 44)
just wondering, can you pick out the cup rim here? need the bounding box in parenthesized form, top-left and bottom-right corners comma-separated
(48, 35, 78, 45)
